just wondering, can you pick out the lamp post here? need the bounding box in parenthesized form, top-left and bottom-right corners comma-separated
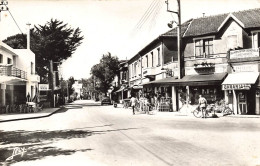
(166, 0, 183, 79)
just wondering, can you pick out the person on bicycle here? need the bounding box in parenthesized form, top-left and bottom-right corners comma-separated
(130, 96, 137, 115)
(198, 95, 207, 118)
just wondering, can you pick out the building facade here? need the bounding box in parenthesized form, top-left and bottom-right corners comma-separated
(0, 41, 40, 107)
(127, 8, 260, 115)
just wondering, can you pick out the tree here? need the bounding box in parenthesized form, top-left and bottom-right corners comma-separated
(67, 76, 75, 99)
(91, 52, 120, 95)
(3, 19, 84, 83)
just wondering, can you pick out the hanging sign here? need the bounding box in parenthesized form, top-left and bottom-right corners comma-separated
(222, 84, 251, 90)
(39, 84, 50, 91)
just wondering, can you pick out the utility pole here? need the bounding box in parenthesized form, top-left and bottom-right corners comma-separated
(166, 0, 183, 79)
(49, 60, 54, 108)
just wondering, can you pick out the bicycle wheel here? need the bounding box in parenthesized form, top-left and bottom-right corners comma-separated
(223, 107, 233, 116)
(193, 109, 202, 118)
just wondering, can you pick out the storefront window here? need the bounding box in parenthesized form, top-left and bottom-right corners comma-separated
(190, 86, 223, 104)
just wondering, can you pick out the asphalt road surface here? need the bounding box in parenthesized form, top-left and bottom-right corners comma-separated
(1, 100, 260, 166)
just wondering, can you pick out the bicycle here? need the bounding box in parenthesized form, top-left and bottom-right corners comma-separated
(193, 104, 215, 118)
(214, 100, 234, 116)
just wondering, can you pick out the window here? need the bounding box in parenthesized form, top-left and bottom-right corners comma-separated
(195, 38, 213, 58)
(31, 62, 34, 74)
(227, 35, 238, 49)
(134, 62, 137, 77)
(146, 55, 148, 67)
(0, 54, 2, 63)
(151, 52, 154, 67)
(252, 32, 260, 48)
(157, 48, 160, 66)
(7, 58, 12, 64)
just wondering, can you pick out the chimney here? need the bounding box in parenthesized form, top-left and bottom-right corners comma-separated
(26, 23, 31, 50)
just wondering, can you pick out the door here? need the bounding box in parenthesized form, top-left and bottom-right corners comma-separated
(238, 91, 247, 114)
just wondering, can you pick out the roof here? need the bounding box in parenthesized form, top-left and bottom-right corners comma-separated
(164, 8, 260, 38)
(128, 8, 260, 64)
(161, 19, 193, 37)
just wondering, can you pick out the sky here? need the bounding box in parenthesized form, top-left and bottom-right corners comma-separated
(1, 0, 260, 80)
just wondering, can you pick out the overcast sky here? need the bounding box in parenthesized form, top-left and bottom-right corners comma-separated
(1, 0, 260, 79)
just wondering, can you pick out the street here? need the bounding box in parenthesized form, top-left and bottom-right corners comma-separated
(1, 100, 260, 166)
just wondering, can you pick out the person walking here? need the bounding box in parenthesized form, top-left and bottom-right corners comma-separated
(130, 96, 137, 115)
(198, 95, 207, 118)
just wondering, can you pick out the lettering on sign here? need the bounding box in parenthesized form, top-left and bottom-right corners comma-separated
(233, 64, 258, 72)
(230, 48, 259, 59)
(222, 84, 251, 90)
(39, 84, 49, 91)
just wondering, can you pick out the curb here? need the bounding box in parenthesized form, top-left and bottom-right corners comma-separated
(0, 107, 67, 123)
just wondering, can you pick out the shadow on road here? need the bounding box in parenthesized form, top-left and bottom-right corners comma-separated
(0, 125, 139, 165)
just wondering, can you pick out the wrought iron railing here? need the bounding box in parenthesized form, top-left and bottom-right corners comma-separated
(0, 65, 27, 79)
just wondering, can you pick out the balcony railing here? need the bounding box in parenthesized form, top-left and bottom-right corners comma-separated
(229, 48, 259, 59)
(0, 65, 27, 80)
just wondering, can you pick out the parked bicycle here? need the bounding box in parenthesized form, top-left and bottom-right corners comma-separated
(193, 105, 212, 118)
(213, 99, 234, 116)
(193, 100, 234, 118)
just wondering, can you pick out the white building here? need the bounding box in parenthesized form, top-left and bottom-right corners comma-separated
(0, 41, 40, 106)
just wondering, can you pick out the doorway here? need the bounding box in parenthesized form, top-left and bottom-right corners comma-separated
(238, 91, 247, 114)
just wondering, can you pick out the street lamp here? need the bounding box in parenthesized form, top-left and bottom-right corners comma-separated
(165, 0, 183, 79)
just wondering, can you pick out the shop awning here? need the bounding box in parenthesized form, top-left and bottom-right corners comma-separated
(143, 73, 227, 86)
(222, 72, 259, 90)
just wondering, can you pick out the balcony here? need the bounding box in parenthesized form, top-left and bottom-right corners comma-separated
(0, 65, 27, 80)
(229, 48, 260, 60)
(143, 67, 156, 79)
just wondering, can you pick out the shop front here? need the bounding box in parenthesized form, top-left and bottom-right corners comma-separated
(143, 73, 227, 112)
(222, 72, 260, 115)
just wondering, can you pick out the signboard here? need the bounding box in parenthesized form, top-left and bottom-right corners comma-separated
(230, 48, 259, 59)
(39, 84, 50, 91)
(222, 84, 251, 90)
(232, 64, 258, 72)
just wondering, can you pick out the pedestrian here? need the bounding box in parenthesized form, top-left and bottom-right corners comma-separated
(130, 95, 137, 115)
(198, 95, 207, 118)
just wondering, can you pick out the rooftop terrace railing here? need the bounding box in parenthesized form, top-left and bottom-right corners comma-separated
(0, 65, 27, 80)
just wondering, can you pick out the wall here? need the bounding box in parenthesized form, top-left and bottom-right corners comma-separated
(183, 20, 247, 76)
(162, 38, 178, 64)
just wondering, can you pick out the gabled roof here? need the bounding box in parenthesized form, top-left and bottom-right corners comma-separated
(184, 13, 228, 37)
(165, 8, 260, 38)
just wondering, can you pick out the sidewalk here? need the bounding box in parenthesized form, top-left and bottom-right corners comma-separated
(112, 103, 260, 118)
(0, 107, 64, 123)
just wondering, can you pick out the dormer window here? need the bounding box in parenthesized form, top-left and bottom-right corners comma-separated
(194, 38, 213, 58)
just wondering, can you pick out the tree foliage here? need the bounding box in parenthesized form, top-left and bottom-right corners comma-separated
(67, 76, 75, 98)
(90, 52, 120, 94)
(3, 19, 84, 83)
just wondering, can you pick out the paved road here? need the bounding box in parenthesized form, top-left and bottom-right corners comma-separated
(0, 100, 260, 166)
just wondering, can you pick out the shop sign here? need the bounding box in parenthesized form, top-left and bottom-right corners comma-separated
(233, 64, 258, 72)
(222, 84, 251, 90)
(230, 48, 259, 59)
(39, 84, 49, 91)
